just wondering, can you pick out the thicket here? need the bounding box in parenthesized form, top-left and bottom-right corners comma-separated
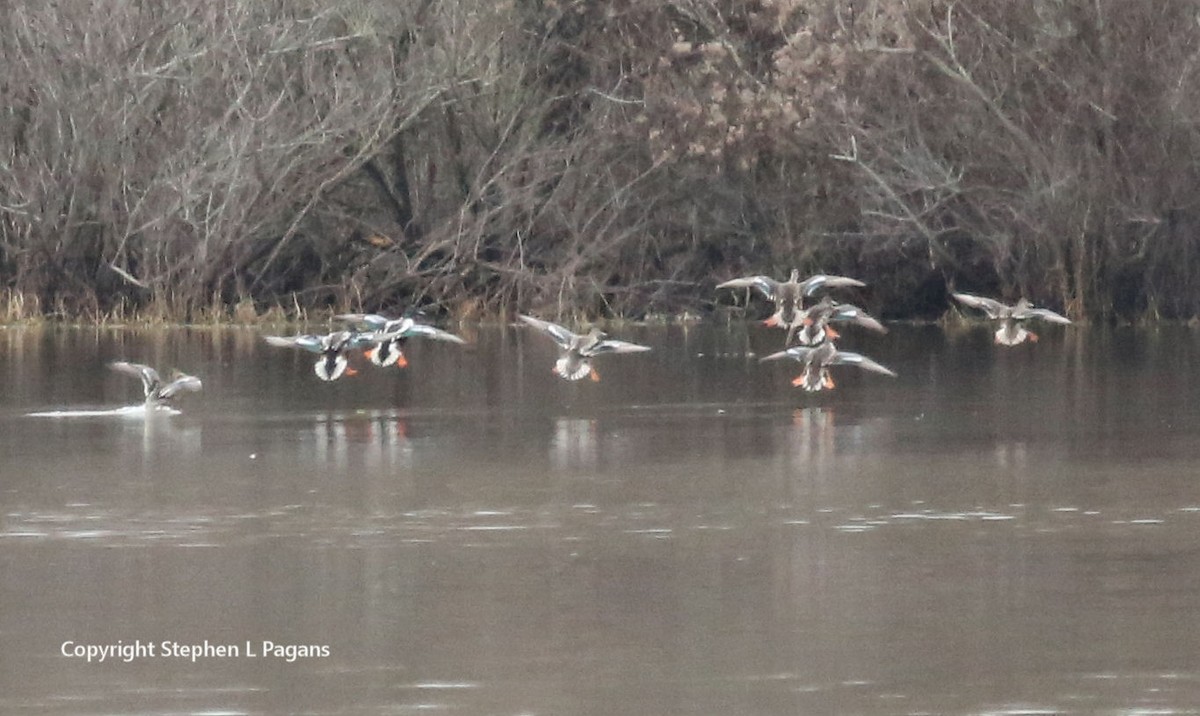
(3, 0, 1200, 322)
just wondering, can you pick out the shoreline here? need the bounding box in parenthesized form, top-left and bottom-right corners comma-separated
(3, 314, 1198, 330)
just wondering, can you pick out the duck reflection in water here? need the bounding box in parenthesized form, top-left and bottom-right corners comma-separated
(113, 408, 203, 463)
(788, 407, 837, 468)
(309, 412, 411, 470)
(551, 418, 599, 470)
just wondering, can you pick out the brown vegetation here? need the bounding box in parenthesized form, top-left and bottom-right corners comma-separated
(3, 0, 1200, 322)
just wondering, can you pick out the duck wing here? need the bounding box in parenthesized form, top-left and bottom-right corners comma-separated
(796, 274, 866, 297)
(518, 315, 578, 350)
(829, 302, 887, 333)
(716, 275, 781, 301)
(584, 338, 652, 356)
(263, 334, 327, 354)
(327, 331, 367, 351)
(400, 323, 466, 344)
(333, 313, 391, 331)
(829, 350, 897, 377)
(108, 361, 161, 398)
(759, 346, 815, 363)
(951, 293, 1011, 319)
(158, 373, 203, 399)
(1018, 306, 1072, 324)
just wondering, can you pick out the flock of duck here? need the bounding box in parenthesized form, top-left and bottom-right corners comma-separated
(105, 271, 1073, 409)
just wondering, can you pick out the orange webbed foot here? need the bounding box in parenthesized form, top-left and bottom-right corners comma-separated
(791, 375, 805, 387)
(1029, 331, 1039, 343)
(364, 348, 376, 360)
(822, 373, 836, 389)
(396, 354, 409, 368)
(345, 367, 359, 377)
(764, 316, 780, 327)
(590, 368, 601, 382)
(825, 326, 841, 340)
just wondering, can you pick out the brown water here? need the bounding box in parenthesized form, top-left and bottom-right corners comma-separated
(3, 323, 1200, 714)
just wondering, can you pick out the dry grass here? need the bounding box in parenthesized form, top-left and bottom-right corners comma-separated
(0, 290, 44, 324)
(0, 289, 330, 328)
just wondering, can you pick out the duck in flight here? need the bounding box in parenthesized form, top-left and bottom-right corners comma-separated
(792, 295, 887, 346)
(334, 312, 465, 368)
(760, 341, 896, 392)
(517, 315, 651, 381)
(263, 330, 375, 381)
(108, 361, 203, 406)
(951, 293, 1072, 346)
(716, 269, 866, 343)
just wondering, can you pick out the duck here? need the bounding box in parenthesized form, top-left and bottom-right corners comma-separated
(517, 315, 651, 381)
(716, 269, 866, 342)
(760, 341, 897, 392)
(109, 361, 203, 406)
(793, 295, 887, 346)
(263, 330, 373, 381)
(951, 292, 1072, 346)
(334, 312, 465, 368)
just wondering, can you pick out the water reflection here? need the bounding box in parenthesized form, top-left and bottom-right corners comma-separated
(137, 409, 202, 459)
(306, 411, 412, 471)
(787, 406, 837, 467)
(551, 418, 598, 470)
(4, 324, 1200, 713)
(992, 440, 1029, 470)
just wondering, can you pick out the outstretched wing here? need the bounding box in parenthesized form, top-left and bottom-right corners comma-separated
(108, 361, 160, 397)
(952, 293, 1010, 319)
(830, 302, 887, 333)
(263, 334, 326, 354)
(759, 346, 814, 363)
(1021, 307, 1072, 325)
(159, 373, 203, 399)
(401, 323, 466, 344)
(585, 339, 652, 356)
(830, 350, 897, 377)
(327, 330, 369, 351)
(333, 313, 391, 331)
(797, 274, 866, 297)
(716, 275, 780, 301)
(518, 315, 578, 350)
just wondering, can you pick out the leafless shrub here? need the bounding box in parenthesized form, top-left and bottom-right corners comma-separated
(5, 0, 1200, 321)
(0, 0, 442, 316)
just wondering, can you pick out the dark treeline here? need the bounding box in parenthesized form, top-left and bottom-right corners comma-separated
(3, 0, 1200, 322)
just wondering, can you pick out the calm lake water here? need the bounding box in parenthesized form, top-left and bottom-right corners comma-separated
(3, 322, 1200, 714)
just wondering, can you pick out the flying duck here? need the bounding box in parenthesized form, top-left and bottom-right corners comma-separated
(518, 315, 651, 381)
(717, 269, 866, 343)
(951, 293, 1072, 345)
(760, 341, 896, 392)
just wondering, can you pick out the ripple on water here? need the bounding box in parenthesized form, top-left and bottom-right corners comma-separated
(1, 509, 241, 546)
(888, 510, 1017, 521)
(14, 499, 1190, 552)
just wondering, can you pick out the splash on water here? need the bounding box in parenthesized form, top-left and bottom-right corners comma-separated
(25, 404, 181, 418)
